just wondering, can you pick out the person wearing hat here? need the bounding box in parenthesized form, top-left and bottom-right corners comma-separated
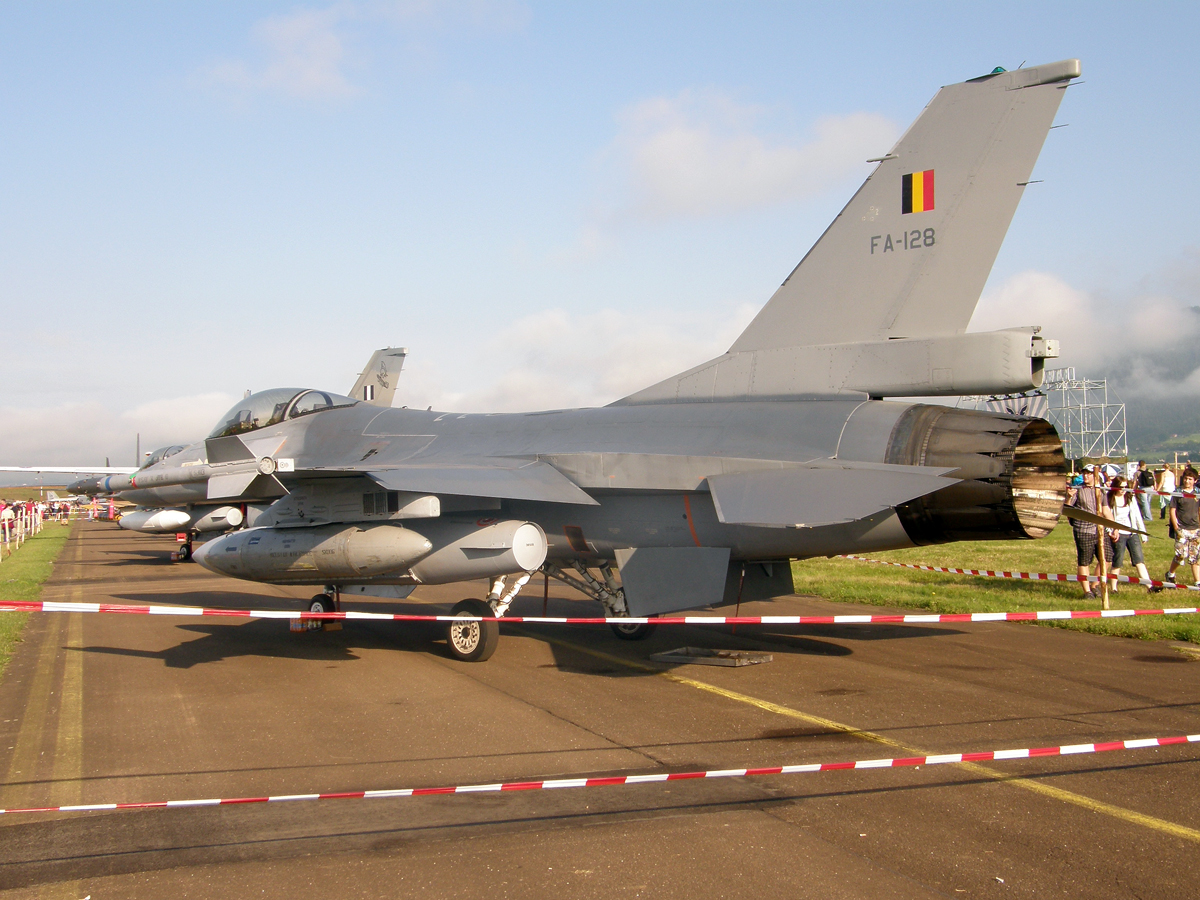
(1065, 465, 1114, 599)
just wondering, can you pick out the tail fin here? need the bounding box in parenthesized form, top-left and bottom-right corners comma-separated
(729, 60, 1079, 353)
(350, 347, 408, 407)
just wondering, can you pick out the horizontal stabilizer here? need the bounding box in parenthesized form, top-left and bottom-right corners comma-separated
(365, 460, 598, 506)
(707, 464, 959, 527)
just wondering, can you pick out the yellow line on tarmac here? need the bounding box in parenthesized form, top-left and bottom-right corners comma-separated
(523, 631, 1200, 845)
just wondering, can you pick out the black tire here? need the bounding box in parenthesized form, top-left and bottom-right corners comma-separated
(446, 598, 500, 662)
(174, 544, 191, 562)
(309, 594, 335, 614)
(610, 616, 657, 641)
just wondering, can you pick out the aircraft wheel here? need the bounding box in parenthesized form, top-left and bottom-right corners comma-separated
(173, 544, 191, 562)
(446, 598, 499, 662)
(610, 616, 656, 641)
(309, 594, 335, 614)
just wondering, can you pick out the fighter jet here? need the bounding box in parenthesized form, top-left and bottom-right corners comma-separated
(169, 62, 1075, 661)
(68, 348, 409, 559)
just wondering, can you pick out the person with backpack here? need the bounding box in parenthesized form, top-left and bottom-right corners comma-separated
(1135, 461, 1155, 520)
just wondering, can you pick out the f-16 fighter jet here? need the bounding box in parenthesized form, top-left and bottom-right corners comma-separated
(66, 348, 408, 559)
(185, 62, 1078, 660)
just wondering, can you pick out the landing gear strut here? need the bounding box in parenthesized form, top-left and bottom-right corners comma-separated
(299, 589, 341, 632)
(172, 533, 194, 562)
(543, 561, 657, 641)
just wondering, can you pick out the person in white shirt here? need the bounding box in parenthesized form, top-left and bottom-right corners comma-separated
(1107, 476, 1150, 592)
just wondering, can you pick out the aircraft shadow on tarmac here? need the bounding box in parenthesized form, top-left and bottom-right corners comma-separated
(83, 589, 967, 672)
(99, 549, 186, 565)
(73, 619, 451, 668)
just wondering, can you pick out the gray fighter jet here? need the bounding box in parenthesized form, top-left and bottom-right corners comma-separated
(69, 348, 409, 559)
(174, 62, 1074, 661)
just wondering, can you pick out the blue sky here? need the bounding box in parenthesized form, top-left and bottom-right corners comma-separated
(2, 2, 1197, 465)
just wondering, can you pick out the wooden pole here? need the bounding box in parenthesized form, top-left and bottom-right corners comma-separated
(1095, 468, 1110, 610)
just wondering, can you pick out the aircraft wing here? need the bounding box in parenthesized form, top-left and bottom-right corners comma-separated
(312, 459, 600, 506)
(0, 465, 139, 475)
(707, 463, 959, 527)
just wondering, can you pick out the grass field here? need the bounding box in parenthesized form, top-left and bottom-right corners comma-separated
(0, 521, 73, 676)
(792, 503, 1200, 644)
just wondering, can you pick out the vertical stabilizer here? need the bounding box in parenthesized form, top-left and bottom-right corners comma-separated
(729, 60, 1079, 353)
(350, 347, 408, 407)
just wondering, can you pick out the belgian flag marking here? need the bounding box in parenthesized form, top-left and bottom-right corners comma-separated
(901, 170, 935, 214)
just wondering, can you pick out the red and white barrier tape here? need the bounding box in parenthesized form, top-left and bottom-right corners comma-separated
(3, 732, 1195, 816)
(0, 598, 1197, 625)
(839, 555, 1199, 591)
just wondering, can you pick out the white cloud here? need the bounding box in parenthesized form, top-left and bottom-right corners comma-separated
(200, 1, 529, 100)
(205, 7, 358, 100)
(969, 269, 1200, 400)
(399, 304, 758, 413)
(371, 0, 530, 30)
(0, 393, 235, 469)
(604, 90, 898, 220)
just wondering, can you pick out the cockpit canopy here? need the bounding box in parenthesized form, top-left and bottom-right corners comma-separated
(140, 445, 186, 470)
(208, 389, 358, 439)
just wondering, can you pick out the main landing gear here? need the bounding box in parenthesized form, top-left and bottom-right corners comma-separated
(543, 561, 657, 641)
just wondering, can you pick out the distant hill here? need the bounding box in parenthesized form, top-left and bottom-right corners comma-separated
(1126, 399, 1200, 461)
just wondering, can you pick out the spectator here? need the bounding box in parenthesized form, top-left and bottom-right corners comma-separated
(1065, 465, 1114, 600)
(1158, 465, 1176, 519)
(1107, 476, 1150, 592)
(1135, 461, 1155, 521)
(1152, 467, 1200, 592)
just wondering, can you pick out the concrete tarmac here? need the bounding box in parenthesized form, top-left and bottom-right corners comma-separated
(1, 521, 1198, 898)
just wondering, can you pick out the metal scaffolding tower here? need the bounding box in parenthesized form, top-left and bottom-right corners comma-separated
(954, 367, 1127, 460)
(1041, 367, 1127, 460)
